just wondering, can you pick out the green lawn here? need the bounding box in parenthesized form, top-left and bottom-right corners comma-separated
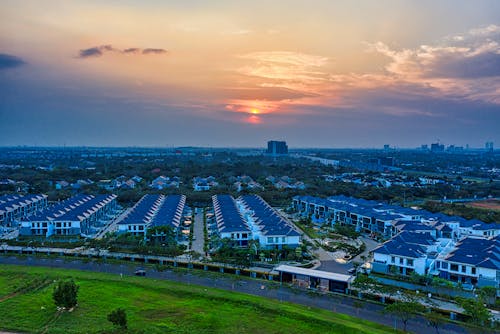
(0, 264, 397, 333)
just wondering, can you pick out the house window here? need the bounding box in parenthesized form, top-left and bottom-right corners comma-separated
(472, 267, 476, 275)
(442, 262, 448, 269)
(461, 265, 466, 273)
(267, 237, 273, 243)
(399, 258, 404, 265)
(139, 225, 144, 230)
(450, 264, 458, 271)
(282, 237, 286, 243)
(407, 259, 414, 267)
(436, 261, 441, 269)
(391, 256, 395, 263)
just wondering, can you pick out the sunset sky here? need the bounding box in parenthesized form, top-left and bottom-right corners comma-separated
(1, 0, 499, 148)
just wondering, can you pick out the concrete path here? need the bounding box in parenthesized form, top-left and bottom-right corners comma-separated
(190, 209, 205, 255)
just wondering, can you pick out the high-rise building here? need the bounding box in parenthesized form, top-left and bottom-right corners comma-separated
(266, 141, 288, 156)
(485, 141, 494, 151)
(430, 142, 444, 152)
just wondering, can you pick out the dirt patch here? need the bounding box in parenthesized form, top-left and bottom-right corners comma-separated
(467, 199, 500, 211)
(139, 308, 186, 321)
(0, 292, 19, 303)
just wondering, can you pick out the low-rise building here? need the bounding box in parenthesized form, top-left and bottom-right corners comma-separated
(117, 194, 186, 237)
(237, 195, 301, 249)
(437, 236, 500, 288)
(150, 176, 180, 190)
(211, 195, 250, 246)
(0, 194, 48, 226)
(20, 194, 117, 237)
(193, 176, 218, 192)
(292, 195, 500, 239)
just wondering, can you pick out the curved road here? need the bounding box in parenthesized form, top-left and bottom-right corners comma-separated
(0, 256, 476, 334)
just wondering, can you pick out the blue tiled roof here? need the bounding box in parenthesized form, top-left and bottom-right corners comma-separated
(240, 195, 300, 237)
(395, 220, 436, 232)
(373, 231, 434, 258)
(150, 195, 186, 228)
(0, 194, 46, 212)
(297, 195, 499, 233)
(213, 195, 249, 233)
(444, 236, 500, 269)
(119, 194, 162, 225)
(27, 194, 115, 222)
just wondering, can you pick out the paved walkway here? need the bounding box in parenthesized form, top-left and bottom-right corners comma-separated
(190, 209, 205, 254)
(95, 209, 127, 239)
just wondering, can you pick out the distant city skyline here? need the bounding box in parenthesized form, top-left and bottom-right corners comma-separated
(1, 1, 499, 148)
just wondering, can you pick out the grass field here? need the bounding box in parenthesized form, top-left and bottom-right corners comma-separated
(0, 265, 397, 334)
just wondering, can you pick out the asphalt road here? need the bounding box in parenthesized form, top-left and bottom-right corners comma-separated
(0, 256, 475, 334)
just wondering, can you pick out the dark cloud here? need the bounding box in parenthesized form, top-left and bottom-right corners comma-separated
(0, 53, 26, 69)
(78, 45, 167, 58)
(123, 48, 140, 54)
(142, 48, 167, 55)
(429, 51, 500, 79)
(79, 45, 115, 58)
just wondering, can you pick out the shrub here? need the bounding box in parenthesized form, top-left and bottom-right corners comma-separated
(53, 279, 79, 308)
(108, 308, 127, 329)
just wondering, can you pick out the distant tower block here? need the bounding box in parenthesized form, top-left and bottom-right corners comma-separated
(266, 141, 288, 156)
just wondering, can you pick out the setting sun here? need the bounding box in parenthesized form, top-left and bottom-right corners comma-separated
(251, 108, 260, 114)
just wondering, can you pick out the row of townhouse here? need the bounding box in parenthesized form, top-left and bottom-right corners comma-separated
(117, 194, 186, 237)
(212, 194, 251, 246)
(211, 194, 301, 249)
(372, 231, 500, 288)
(292, 195, 500, 240)
(20, 194, 117, 237)
(0, 194, 48, 226)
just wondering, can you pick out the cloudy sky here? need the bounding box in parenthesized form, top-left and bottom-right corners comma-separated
(1, 0, 499, 148)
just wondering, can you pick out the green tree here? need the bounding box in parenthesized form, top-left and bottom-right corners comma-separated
(382, 301, 425, 332)
(478, 286, 497, 306)
(424, 311, 445, 334)
(457, 297, 491, 325)
(108, 308, 127, 329)
(353, 300, 364, 316)
(53, 279, 79, 308)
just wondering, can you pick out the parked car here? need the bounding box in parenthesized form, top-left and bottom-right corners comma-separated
(134, 269, 146, 276)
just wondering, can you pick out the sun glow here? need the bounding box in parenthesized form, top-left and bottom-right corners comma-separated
(251, 108, 260, 114)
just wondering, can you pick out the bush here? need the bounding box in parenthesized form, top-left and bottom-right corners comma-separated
(108, 308, 127, 329)
(53, 279, 79, 308)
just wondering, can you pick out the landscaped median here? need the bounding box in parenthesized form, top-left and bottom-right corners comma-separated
(0, 264, 397, 334)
